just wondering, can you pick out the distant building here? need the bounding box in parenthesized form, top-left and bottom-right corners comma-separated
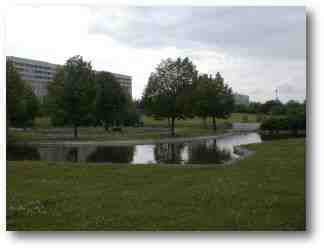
(7, 56, 132, 102)
(234, 93, 250, 106)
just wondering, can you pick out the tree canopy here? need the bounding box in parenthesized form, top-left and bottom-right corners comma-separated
(95, 71, 128, 130)
(143, 57, 197, 136)
(193, 72, 234, 131)
(6, 60, 39, 128)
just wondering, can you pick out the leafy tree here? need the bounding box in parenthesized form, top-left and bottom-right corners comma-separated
(123, 98, 141, 127)
(62, 55, 96, 138)
(94, 71, 127, 130)
(6, 60, 39, 129)
(22, 84, 40, 127)
(143, 57, 197, 136)
(260, 100, 284, 115)
(193, 74, 212, 127)
(6, 60, 25, 126)
(193, 72, 234, 131)
(285, 100, 304, 116)
(46, 67, 67, 126)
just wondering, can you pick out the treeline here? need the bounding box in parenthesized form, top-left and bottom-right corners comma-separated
(142, 57, 235, 136)
(45, 55, 140, 138)
(235, 99, 306, 116)
(7, 55, 141, 138)
(260, 100, 306, 134)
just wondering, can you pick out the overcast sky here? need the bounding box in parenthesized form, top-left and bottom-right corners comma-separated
(6, 6, 306, 103)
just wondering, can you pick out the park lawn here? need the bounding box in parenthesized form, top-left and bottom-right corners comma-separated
(6, 138, 305, 230)
(33, 113, 261, 130)
(9, 113, 261, 143)
(9, 126, 226, 143)
(143, 112, 262, 128)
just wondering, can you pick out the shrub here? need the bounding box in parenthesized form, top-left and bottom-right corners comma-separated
(261, 113, 305, 134)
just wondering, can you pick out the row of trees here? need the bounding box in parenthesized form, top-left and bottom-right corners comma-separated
(7, 55, 140, 138)
(235, 99, 306, 116)
(7, 61, 39, 129)
(46, 55, 138, 138)
(142, 57, 234, 136)
(260, 99, 306, 134)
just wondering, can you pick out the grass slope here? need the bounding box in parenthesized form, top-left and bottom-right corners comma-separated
(7, 138, 305, 230)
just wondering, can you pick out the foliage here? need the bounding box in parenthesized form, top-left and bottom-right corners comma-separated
(193, 73, 234, 131)
(46, 67, 67, 126)
(46, 56, 96, 137)
(94, 71, 128, 130)
(63, 55, 96, 137)
(6, 60, 40, 128)
(260, 111, 306, 134)
(122, 99, 142, 127)
(143, 57, 197, 136)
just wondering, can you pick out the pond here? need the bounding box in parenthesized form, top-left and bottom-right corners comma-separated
(7, 132, 262, 165)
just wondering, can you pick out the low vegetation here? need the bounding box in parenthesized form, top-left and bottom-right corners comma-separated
(7, 138, 305, 230)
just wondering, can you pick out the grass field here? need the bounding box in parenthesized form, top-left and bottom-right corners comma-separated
(142, 113, 262, 128)
(7, 138, 305, 230)
(33, 113, 261, 130)
(9, 113, 262, 143)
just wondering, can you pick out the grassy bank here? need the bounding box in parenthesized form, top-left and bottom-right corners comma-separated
(9, 126, 227, 143)
(9, 113, 261, 142)
(7, 138, 305, 230)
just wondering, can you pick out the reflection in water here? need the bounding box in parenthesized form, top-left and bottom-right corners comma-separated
(7, 133, 262, 165)
(154, 143, 185, 164)
(188, 140, 231, 164)
(66, 148, 78, 162)
(6, 144, 40, 161)
(87, 146, 134, 163)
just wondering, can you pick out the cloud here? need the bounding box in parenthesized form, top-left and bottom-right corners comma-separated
(6, 6, 306, 102)
(88, 6, 305, 60)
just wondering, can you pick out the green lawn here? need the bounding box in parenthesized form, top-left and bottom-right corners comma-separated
(7, 138, 305, 230)
(143, 113, 262, 128)
(9, 113, 262, 143)
(33, 113, 261, 130)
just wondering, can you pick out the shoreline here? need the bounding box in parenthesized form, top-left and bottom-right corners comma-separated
(14, 131, 247, 147)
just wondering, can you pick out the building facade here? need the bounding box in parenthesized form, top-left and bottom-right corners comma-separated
(234, 93, 250, 106)
(7, 56, 132, 101)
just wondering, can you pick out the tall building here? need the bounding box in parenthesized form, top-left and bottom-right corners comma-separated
(234, 93, 250, 106)
(7, 56, 132, 101)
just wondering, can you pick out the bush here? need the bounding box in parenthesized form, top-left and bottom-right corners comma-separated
(123, 110, 141, 127)
(256, 114, 266, 123)
(261, 113, 305, 134)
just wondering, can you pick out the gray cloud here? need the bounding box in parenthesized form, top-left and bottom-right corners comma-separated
(88, 6, 305, 60)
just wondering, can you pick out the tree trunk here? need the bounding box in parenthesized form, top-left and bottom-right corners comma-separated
(212, 116, 216, 132)
(104, 123, 109, 132)
(171, 117, 175, 137)
(167, 118, 171, 128)
(203, 117, 207, 128)
(74, 125, 78, 139)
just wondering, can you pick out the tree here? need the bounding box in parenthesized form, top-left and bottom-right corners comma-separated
(46, 67, 67, 126)
(6, 60, 40, 129)
(6, 60, 25, 126)
(22, 84, 40, 127)
(193, 74, 211, 128)
(143, 57, 197, 136)
(260, 100, 284, 115)
(193, 72, 234, 131)
(62, 55, 95, 138)
(94, 71, 128, 130)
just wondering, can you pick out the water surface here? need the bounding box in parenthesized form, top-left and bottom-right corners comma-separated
(7, 132, 262, 165)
